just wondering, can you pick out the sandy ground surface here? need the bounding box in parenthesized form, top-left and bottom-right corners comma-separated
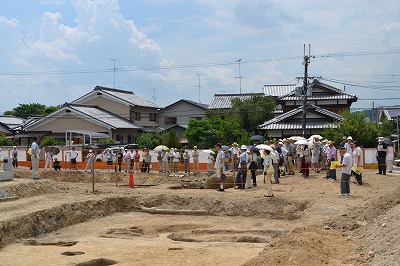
(0, 167, 400, 266)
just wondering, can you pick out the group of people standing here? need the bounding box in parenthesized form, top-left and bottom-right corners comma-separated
(157, 147, 200, 174)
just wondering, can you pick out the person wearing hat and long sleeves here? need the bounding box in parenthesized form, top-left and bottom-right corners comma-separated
(230, 142, 239, 172)
(215, 143, 226, 192)
(337, 146, 353, 197)
(376, 137, 387, 175)
(236, 145, 249, 189)
(192, 146, 199, 174)
(344, 136, 353, 153)
(84, 149, 95, 172)
(351, 141, 363, 185)
(326, 141, 337, 181)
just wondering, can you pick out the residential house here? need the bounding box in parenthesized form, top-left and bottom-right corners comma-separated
(72, 86, 162, 132)
(159, 99, 208, 136)
(21, 103, 142, 146)
(377, 105, 400, 122)
(19, 86, 160, 145)
(0, 122, 13, 136)
(260, 79, 358, 138)
(275, 79, 357, 114)
(258, 104, 344, 138)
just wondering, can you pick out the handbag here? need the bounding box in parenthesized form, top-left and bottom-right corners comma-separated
(266, 158, 274, 175)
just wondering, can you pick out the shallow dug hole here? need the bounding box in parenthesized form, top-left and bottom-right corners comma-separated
(61, 251, 85, 256)
(75, 258, 117, 266)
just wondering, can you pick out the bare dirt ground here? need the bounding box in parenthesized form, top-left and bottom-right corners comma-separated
(0, 167, 399, 266)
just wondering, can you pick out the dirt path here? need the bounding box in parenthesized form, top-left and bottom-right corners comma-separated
(0, 168, 399, 265)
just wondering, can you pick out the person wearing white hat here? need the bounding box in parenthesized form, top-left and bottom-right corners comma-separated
(344, 136, 353, 153)
(44, 148, 54, 171)
(236, 145, 249, 189)
(84, 149, 95, 172)
(123, 149, 131, 172)
(230, 142, 239, 172)
(376, 137, 387, 175)
(11, 146, 19, 168)
(161, 149, 169, 173)
(192, 146, 199, 174)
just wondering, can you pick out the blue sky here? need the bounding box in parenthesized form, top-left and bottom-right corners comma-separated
(0, 0, 399, 114)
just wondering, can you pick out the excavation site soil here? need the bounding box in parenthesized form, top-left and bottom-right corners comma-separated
(0, 168, 399, 266)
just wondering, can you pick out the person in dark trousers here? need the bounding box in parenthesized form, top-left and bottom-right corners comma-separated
(117, 148, 124, 172)
(376, 137, 387, 175)
(11, 146, 18, 168)
(351, 141, 363, 185)
(338, 147, 353, 197)
(53, 158, 61, 171)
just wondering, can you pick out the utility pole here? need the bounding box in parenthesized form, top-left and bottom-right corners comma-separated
(196, 74, 202, 103)
(110, 58, 118, 89)
(152, 89, 157, 103)
(236, 59, 242, 93)
(302, 45, 311, 137)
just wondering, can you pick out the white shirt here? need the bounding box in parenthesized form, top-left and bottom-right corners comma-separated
(215, 150, 224, 170)
(352, 147, 362, 166)
(341, 152, 353, 175)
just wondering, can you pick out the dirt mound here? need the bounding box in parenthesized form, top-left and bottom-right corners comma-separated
(1, 179, 66, 199)
(244, 226, 355, 265)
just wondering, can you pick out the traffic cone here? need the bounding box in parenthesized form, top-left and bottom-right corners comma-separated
(129, 170, 134, 188)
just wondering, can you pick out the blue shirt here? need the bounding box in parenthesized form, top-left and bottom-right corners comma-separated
(31, 141, 40, 157)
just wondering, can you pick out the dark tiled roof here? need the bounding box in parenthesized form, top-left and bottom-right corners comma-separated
(0, 115, 24, 128)
(379, 106, 400, 120)
(259, 104, 343, 130)
(276, 80, 357, 102)
(261, 121, 337, 130)
(263, 84, 296, 97)
(209, 93, 264, 109)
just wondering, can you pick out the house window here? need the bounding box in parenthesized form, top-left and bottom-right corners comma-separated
(128, 135, 134, 143)
(116, 135, 123, 144)
(190, 117, 203, 120)
(134, 112, 141, 121)
(165, 117, 177, 124)
(149, 113, 157, 122)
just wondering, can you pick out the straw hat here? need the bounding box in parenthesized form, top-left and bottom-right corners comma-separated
(240, 145, 247, 150)
(378, 137, 384, 142)
(347, 136, 353, 140)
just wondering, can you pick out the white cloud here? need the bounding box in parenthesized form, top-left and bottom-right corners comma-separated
(0, 16, 19, 27)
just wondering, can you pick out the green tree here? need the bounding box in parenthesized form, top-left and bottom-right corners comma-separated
(41, 137, 57, 147)
(0, 134, 15, 146)
(226, 94, 276, 133)
(4, 103, 60, 119)
(161, 130, 180, 149)
(323, 110, 394, 148)
(137, 132, 156, 149)
(184, 115, 250, 148)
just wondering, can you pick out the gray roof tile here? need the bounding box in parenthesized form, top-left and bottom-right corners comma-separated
(69, 104, 142, 129)
(259, 104, 343, 130)
(95, 86, 162, 108)
(209, 93, 264, 109)
(263, 84, 296, 97)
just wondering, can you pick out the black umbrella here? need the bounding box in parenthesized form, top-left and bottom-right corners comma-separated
(383, 137, 393, 145)
(377, 137, 393, 145)
(249, 135, 265, 141)
(45, 146, 60, 155)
